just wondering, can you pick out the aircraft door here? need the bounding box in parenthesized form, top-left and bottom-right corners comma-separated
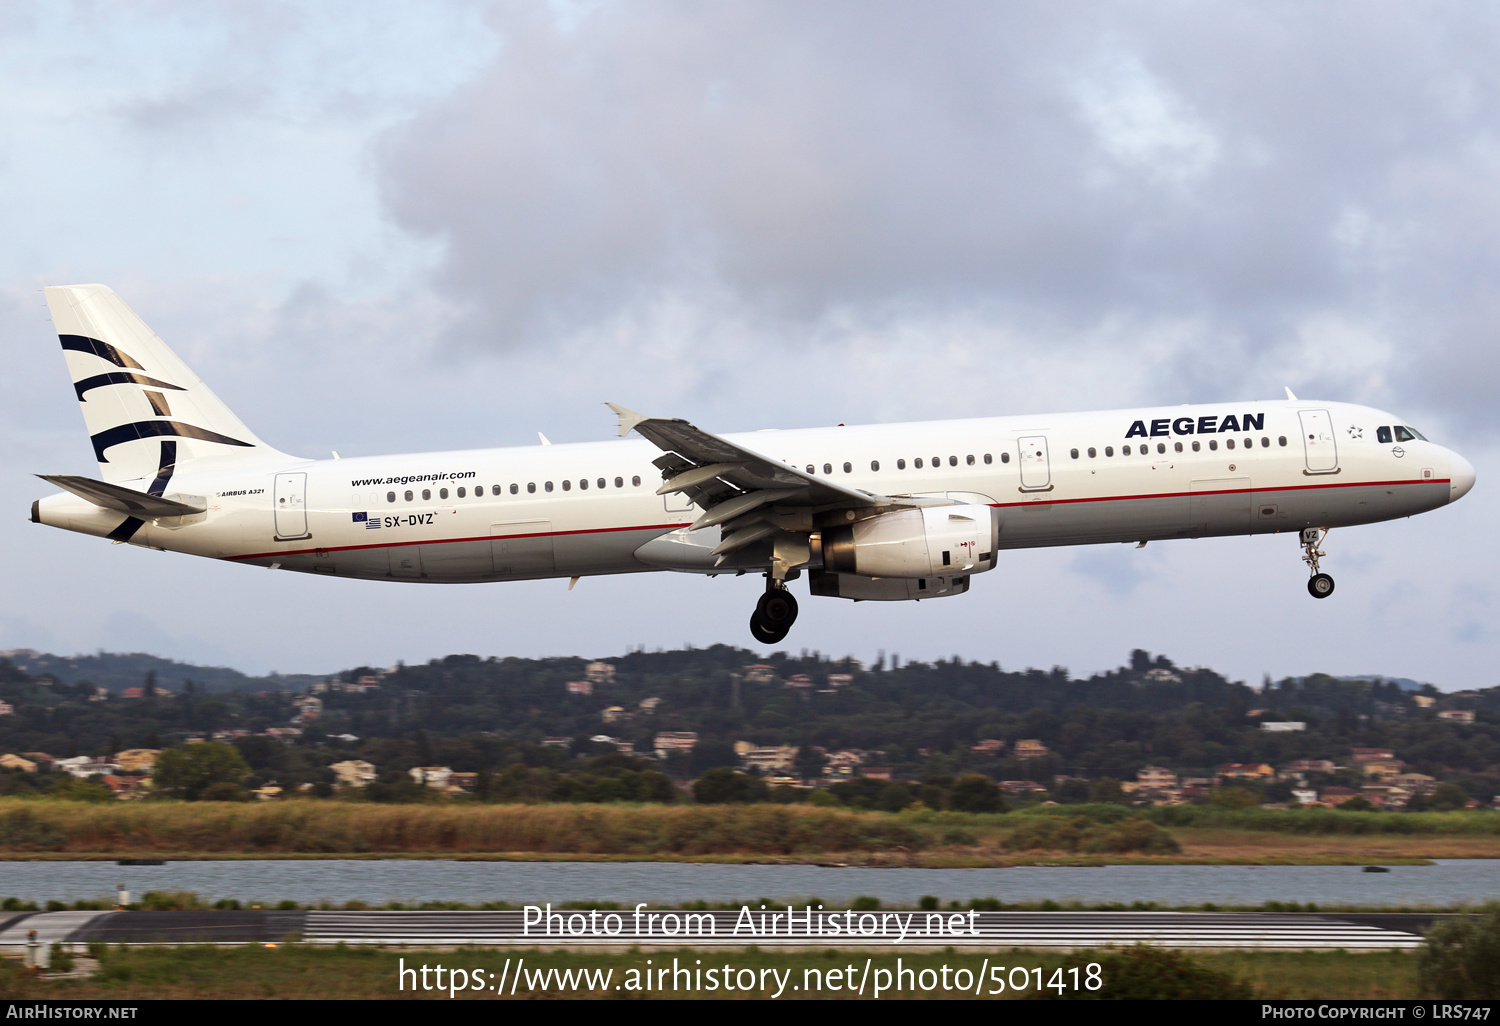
(1298, 409, 1339, 473)
(1017, 435, 1051, 490)
(273, 473, 310, 539)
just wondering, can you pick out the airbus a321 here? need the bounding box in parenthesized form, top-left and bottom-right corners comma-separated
(33, 285, 1476, 643)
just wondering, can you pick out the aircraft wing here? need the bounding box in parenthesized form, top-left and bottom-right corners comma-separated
(608, 404, 897, 558)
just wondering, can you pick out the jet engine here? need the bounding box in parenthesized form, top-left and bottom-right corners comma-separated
(821, 504, 999, 579)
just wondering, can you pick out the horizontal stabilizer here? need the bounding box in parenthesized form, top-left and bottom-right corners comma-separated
(37, 474, 205, 517)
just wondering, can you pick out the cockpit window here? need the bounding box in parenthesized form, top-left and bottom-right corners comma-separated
(1376, 426, 1392, 444)
(1393, 425, 1425, 442)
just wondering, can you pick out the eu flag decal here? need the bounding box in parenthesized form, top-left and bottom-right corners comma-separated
(352, 511, 381, 530)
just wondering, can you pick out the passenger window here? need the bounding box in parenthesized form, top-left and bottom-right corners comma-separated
(404, 490, 414, 502)
(1279, 436, 1287, 446)
(1244, 437, 1252, 449)
(1174, 442, 1182, 453)
(823, 463, 832, 475)
(1000, 452, 1011, 463)
(1261, 437, 1270, 447)
(1157, 443, 1166, 454)
(870, 460, 880, 471)
(387, 491, 396, 503)
(546, 482, 554, 492)
(614, 477, 623, 488)
(806, 465, 815, 474)
(914, 458, 924, 469)
(948, 456, 957, 467)
(527, 483, 536, 494)
(983, 453, 992, 464)
(422, 489, 431, 500)
(1209, 439, 1218, 451)
(439, 488, 448, 499)
(596, 478, 604, 489)
(1226, 439, 1235, 450)
(632, 476, 641, 486)
(509, 484, 518, 495)
(1070, 448, 1079, 459)
(1123, 445, 1131, 456)
(1087, 447, 1096, 458)
(932, 456, 940, 466)
(457, 487, 466, 498)
(897, 459, 906, 470)
(1191, 441, 1200, 452)
(1104, 446, 1113, 457)
(843, 462, 852, 473)
(562, 480, 571, 491)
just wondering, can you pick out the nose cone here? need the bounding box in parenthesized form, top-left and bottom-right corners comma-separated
(1450, 452, 1476, 503)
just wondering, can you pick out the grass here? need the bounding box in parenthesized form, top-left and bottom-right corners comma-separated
(0, 944, 1423, 1000)
(1, 799, 1495, 864)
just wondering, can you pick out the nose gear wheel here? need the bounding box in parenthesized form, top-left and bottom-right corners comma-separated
(1301, 528, 1335, 599)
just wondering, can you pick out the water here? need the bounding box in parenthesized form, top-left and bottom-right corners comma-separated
(1, 859, 1498, 908)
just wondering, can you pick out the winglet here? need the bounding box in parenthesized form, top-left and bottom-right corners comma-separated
(606, 402, 650, 438)
(1284, 386, 1298, 401)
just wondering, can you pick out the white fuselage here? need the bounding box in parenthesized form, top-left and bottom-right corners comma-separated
(35, 398, 1473, 585)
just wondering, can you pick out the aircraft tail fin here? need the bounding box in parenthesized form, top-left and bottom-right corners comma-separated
(43, 284, 288, 485)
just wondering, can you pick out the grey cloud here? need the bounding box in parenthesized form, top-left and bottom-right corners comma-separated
(375, 2, 1500, 436)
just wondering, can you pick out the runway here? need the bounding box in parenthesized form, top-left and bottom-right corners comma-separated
(0, 909, 1439, 950)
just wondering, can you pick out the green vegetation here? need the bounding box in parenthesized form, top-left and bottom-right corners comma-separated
(0, 646, 1495, 810)
(1004, 814, 1180, 855)
(1416, 903, 1500, 998)
(0, 799, 925, 855)
(153, 742, 251, 800)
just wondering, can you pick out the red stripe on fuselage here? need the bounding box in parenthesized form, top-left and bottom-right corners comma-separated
(223, 477, 1449, 562)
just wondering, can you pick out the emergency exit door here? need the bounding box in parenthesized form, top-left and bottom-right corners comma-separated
(274, 473, 310, 539)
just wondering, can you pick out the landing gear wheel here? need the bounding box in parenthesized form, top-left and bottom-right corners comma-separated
(749, 613, 787, 645)
(757, 589, 798, 630)
(749, 584, 798, 644)
(1308, 573, 1335, 599)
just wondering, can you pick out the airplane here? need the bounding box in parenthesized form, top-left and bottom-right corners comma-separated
(32, 284, 1476, 644)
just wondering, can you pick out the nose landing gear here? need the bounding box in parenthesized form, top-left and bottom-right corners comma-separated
(749, 578, 799, 644)
(1301, 527, 1335, 599)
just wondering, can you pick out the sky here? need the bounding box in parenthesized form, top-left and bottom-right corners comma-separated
(1, 1, 1497, 688)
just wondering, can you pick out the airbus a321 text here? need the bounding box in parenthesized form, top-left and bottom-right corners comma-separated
(33, 285, 1476, 643)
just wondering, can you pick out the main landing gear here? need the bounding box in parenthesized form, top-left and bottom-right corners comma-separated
(750, 577, 799, 644)
(1301, 527, 1335, 599)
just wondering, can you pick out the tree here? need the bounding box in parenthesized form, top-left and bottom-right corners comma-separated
(1053, 778, 1091, 804)
(692, 768, 768, 804)
(877, 783, 912, 813)
(1429, 782, 1471, 811)
(153, 742, 251, 800)
(689, 739, 738, 775)
(949, 774, 1005, 813)
(794, 746, 827, 780)
(1417, 904, 1500, 998)
(1089, 777, 1124, 804)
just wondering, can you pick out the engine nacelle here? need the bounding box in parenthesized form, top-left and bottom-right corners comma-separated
(822, 503, 998, 579)
(809, 570, 970, 601)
